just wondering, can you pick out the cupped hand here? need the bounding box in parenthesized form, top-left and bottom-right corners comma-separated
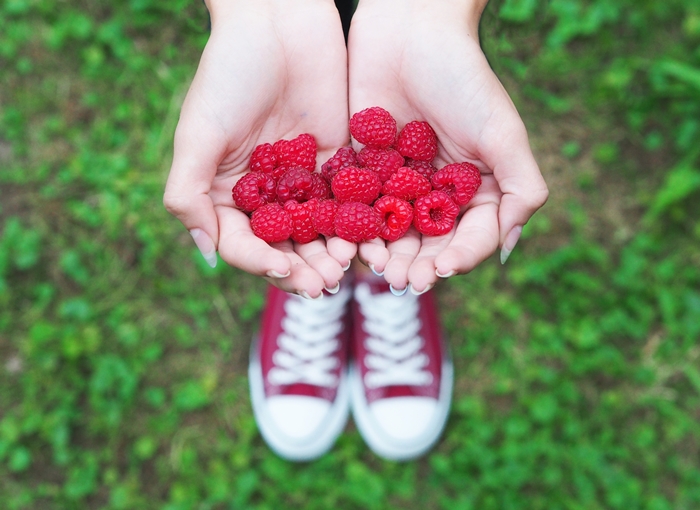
(164, 0, 356, 298)
(348, 0, 549, 293)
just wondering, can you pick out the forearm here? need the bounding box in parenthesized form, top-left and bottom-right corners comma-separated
(205, 0, 339, 24)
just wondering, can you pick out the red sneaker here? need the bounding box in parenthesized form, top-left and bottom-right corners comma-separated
(349, 275, 453, 460)
(249, 284, 352, 461)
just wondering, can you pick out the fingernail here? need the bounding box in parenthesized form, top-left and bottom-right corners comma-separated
(409, 283, 434, 296)
(435, 269, 455, 278)
(342, 261, 352, 272)
(299, 291, 323, 300)
(267, 269, 291, 278)
(189, 228, 217, 268)
(389, 284, 408, 297)
(324, 282, 340, 295)
(500, 225, 523, 265)
(369, 263, 384, 277)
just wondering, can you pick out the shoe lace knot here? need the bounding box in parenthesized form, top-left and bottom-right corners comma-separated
(354, 283, 433, 389)
(267, 288, 349, 388)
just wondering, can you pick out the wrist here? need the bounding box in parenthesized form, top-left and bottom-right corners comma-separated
(206, 0, 338, 23)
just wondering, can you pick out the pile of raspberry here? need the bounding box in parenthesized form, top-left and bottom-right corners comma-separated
(232, 106, 481, 244)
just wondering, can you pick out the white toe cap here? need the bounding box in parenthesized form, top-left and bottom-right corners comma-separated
(368, 397, 438, 440)
(266, 395, 331, 439)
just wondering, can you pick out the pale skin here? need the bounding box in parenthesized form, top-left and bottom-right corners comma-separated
(164, 0, 548, 297)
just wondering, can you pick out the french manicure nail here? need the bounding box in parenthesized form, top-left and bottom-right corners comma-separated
(500, 225, 523, 265)
(267, 269, 291, 278)
(369, 263, 385, 277)
(299, 290, 324, 300)
(342, 261, 352, 272)
(435, 269, 455, 278)
(389, 284, 408, 297)
(324, 282, 340, 294)
(409, 283, 434, 296)
(189, 228, 217, 268)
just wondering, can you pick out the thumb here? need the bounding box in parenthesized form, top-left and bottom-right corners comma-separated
(164, 122, 221, 268)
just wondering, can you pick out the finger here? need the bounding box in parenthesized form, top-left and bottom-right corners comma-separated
(294, 238, 346, 292)
(433, 201, 500, 277)
(406, 232, 454, 294)
(326, 237, 358, 271)
(357, 238, 390, 275)
(164, 123, 223, 267)
(215, 204, 292, 278)
(383, 228, 422, 292)
(264, 243, 327, 298)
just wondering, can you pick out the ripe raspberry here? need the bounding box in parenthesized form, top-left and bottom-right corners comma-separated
(232, 172, 277, 212)
(273, 133, 317, 173)
(250, 203, 293, 243)
(406, 158, 437, 180)
(310, 172, 332, 201)
(373, 195, 414, 242)
(276, 167, 314, 204)
(284, 198, 320, 244)
(357, 147, 404, 182)
(313, 199, 339, 237)
(249, 143, 278, 177)
(321, 147, 358, 182)
(331, 166, 382, 204)
(431, 162, 482, 206)
(396, 121, 438, 161)
(349, 107, 397, 149)
(381, 167, 432, 202)
(413, 191, 460, 236)
(334, 202, 381, 243)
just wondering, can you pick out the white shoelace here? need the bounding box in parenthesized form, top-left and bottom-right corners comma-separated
(354, 283, 433, 389)
(267, 288, 350, 387)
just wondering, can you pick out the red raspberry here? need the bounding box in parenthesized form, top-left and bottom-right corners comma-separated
(431, 162, 482, 206)
(396, 121, 438, 161)
(413, 191, 460, 236)
(321, 147, 358, 182)
(232, 172, 277, 212)
(250, 203, 293, 243)
(357, 147, 404, 182)
(313, 199, 339, 237)
(310, 172, 332, 201)
(273, 133, 317, 173)
(249, 143, 278, 177)
(406, 158, 437, 180)
(334, 202, 381, 243)
(381, 167, 432, 202)
(349, 107, 397, 149)
(373, 195, 414, 242)
(284, 198, 320, 244)
(331, 166, 382, 204)
(276, 167, 314, 204)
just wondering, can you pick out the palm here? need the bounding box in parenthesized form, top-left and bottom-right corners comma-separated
(167, 3, 354, 296)
(348, 5, 546, 291)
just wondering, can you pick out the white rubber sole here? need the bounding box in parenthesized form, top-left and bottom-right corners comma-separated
(349, 357, 453, 461)
(248, 337, 350, 462)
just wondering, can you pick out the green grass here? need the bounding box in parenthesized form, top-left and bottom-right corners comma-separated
(1, 0, 699, 508)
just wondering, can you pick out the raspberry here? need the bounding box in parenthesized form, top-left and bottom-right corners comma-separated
(331, 166, 382, 204)
(276, 167, 315, 204)
(396, 121, 438, 161)
(232, 172, 277, 212)
(273, 133, 317, 173)
(430, 162, 481, 206)
(406, 158, 437, 180)
(373, 195, 414, 242)
(249, 143, 278, 177)
(357, 147, 405, 182)
(413, 191, 460, 236)
(310, 172, 332, 200)
(349, 107, 397, 149)
(250, 203, 293, 243)
(314, 199, 339, 237)
(321, 147, 358, 182)
(284, 198, 320, 244)
(381, 167, 432, 202)
(334, 202, 382, 243)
